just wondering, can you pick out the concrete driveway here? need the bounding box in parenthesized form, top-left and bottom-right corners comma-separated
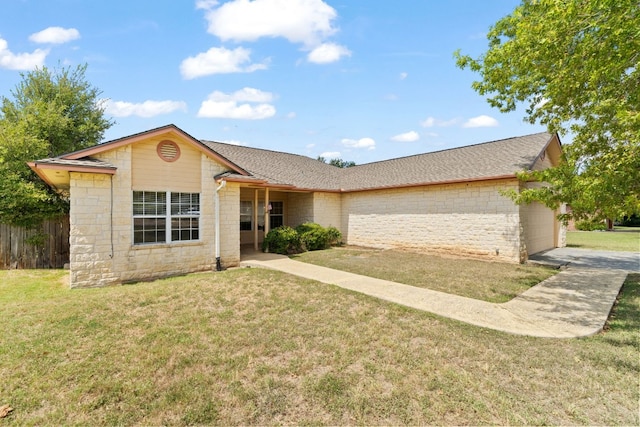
(528, 247, 639, 271)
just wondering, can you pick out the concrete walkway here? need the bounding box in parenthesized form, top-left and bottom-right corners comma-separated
(240, 248, 638, 338)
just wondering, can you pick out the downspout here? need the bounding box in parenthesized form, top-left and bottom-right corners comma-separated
(215, 179, 226, 271)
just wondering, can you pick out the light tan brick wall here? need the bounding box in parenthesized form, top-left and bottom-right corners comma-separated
(287, 192, 314, 226)
(69, 172, 119, 288)
(340, 180, 524, 262)
(69, 144, 232, 288)
(519, 182, 566, 257)
(313, 192, 343, 233)
(218, 182, 240, 267)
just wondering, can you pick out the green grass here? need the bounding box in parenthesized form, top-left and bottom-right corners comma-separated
(567, 228, 639, 251)
(0, 268, 638, 425)
(293, 247, 556, 302)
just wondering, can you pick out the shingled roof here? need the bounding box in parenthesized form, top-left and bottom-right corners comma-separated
(204, 132, 556, 192)
(29, 124, 557, 193)
(202, 141, 343, 190)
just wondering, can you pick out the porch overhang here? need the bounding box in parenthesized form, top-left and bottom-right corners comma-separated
(28, 158, 117, 191)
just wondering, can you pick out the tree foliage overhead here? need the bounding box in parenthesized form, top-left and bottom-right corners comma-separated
(0, 64, 114, 227)
(317, 156, 356, 168)
(455, 0, 639, 221)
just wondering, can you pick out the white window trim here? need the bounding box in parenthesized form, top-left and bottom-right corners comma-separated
(240, 200, 253, 231)
(133, 191, 200, 245)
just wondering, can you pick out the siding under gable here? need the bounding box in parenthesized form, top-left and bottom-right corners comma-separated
(132, 137, 201, 192)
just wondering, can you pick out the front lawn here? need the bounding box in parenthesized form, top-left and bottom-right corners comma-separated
(293, 247, 556, 302)
(567, 228, 640, 252)
(1, 269, 638, 425)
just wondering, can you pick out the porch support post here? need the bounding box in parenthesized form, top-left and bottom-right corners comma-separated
(264, 187, 270, 235)
(253, 188, 259, 251)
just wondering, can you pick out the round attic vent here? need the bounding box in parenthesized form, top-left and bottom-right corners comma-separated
(157, 140, 181, 162)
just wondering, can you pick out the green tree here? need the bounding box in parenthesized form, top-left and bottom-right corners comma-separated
(0, 64, 113, 227)
(455, 0, 639, 222)
(317, 156, 356, 168)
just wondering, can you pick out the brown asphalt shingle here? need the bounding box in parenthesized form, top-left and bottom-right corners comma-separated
(203, 132, 554, 192)
(202, 141, 344, 190)
(29, 157, 117, 170)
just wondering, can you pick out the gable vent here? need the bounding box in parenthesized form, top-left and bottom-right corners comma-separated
(157, 140, 181, 162)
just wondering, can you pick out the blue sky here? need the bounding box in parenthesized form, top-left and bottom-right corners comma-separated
(0, 0, 548, 163)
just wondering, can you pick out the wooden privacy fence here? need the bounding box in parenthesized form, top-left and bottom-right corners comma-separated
(0, 215, 70, 269)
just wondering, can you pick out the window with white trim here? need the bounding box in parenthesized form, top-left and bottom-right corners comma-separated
(240, 200, 252, 231)
(133, 191, 200, 245)
(269, 201, 284, 228)
(239, 200, 284, 231)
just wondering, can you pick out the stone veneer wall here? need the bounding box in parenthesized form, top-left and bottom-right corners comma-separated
(313, 192, 343, 234)
(69, 172, 119, 288)
(69, 145, 235, 288)
(340, 179, 525, 262)
(287, 192, 314, 227)
(218, 182, 240, 268)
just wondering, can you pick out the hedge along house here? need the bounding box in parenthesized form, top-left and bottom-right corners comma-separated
(29, 124, 565, 288)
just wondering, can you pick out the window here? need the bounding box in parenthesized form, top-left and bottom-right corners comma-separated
(171, 193, 200, 241)
(133, 191, 199, 245)
(269, 201, 284, 228)
(239, 200, 284, 231)
(240, 201, 253, 231)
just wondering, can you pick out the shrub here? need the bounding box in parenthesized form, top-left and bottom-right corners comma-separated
(325, 226, 343, 246)
(575, 219, 606, 231)
(262, 223, 343, 254)
(262, 226, 302, 255)
(296, 222, 330, 251)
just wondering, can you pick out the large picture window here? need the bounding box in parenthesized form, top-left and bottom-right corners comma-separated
(133, 191, 199, 245)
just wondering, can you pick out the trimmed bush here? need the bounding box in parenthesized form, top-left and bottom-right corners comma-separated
(325, 226, 343, 246)
(262, 223, 343, 254)
(262, 226, 302, 255)
(575, 219, 606, 231)
(296, 222, 330, 251)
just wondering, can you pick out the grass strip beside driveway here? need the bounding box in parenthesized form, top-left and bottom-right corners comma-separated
(566, 228, 640, 252)
(293, 247, 556, 303)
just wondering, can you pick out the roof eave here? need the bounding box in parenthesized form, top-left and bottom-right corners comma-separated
(62, 124, 250, 176)
(29, 161, 117, 175)
(341, 174, 518, 193)
(528, 132, 563, 170)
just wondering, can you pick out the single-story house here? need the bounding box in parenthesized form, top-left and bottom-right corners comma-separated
(29, 124, 565, 288)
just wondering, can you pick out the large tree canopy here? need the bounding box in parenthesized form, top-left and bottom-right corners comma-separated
(0, 64, 113, 227)
(455, 0, 639, 221)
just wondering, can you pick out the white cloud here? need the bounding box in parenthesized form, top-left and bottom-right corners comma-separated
(199, 0, 338, 47)
(180, 46, 268, 79)
(197, 87, 276, 119)
(341, 137, 375, 150)
(209, 87, 275, 103)
(399, 72, 408, 80)
(29, 27, 80, 44)
(391, 131, 419, 142)
(287, 112, 296, 119)
(104, 100, 187, 118)
(463, 115, 499, 128)
(307, 43, 351, 64)
(0, 38, 48, 70)
(320, 151, 341, 159)
(195, 0, 219, 10)
(420, 116, 458, 128)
